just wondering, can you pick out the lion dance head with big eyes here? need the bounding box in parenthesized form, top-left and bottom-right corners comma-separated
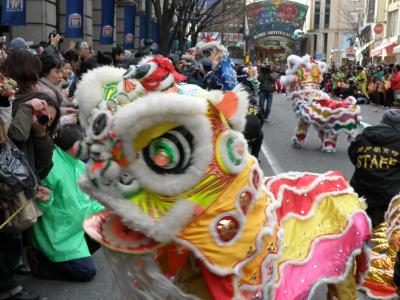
(75, 58, 371, 300)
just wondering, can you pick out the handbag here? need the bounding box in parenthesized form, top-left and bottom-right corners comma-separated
(0, 119, 42, 233)
(0, 191, 42, 233)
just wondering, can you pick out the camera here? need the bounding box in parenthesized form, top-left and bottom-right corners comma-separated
(34, 110, 50, 125)
(49, 31, 64, 44)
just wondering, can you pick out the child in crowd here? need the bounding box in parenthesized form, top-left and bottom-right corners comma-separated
(27, 124, 104, 282)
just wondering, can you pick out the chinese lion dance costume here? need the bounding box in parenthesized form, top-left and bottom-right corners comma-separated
(195, 39, 238, 91)
(360, 194, 400, 299)
(74, 56, 371, 299)
(281, 55, 360, 153)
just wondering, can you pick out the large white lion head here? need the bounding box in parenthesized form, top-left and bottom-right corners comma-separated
(76, 65, 250, 245)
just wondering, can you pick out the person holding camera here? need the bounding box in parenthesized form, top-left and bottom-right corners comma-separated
(0, 93, 59, 300)
(2, 49, 61, 289)
(2, 49, 60, 179)
(43, 31, 63, 57)
(258, 64, 278, 121)
(9, 92, 60, 182)
(7, 92, 60, 273)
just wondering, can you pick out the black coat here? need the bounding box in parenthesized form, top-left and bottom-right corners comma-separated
(348, 124, 400, 226)
(244, 102, 264, 141)
(258, 71, 278, 92)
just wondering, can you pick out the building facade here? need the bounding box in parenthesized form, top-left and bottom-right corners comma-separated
(0, 0, 145, 52)
(202, 0, 246, 64)
(366, 0, 400, 63)
(303, 0, 365, 66)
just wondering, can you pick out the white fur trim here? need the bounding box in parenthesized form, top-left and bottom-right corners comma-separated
(207, 85, 249, 132)
(195, 41, 225, 52)
(103, 249, 201, 300)
(76, 66, 126, 128)
(112, 93, 213, 196)
(216, 130, 248, 174)
(285, 54, 327, 76)
(357, 244, 372, 285)
(79, 176, 196, 243)
(280, 74, 296, 87)
(207, 89, 224, 106)
(288, 89, 330, 100)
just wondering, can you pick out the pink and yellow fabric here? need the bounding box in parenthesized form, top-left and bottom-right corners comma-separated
(266, 171, 371, 299)
(76, 62, 371, 300)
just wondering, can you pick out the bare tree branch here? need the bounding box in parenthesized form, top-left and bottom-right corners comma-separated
(152, 0, 243, 53)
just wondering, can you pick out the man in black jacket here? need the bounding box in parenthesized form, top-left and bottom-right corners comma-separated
(242, 82, 264, 159)
(348, 109, 400, 227)
(257, 64, 278, 121)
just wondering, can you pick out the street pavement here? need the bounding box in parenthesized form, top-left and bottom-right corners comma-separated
(19, 93, 385, 300)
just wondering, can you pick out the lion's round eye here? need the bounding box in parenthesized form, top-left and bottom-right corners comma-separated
(203, 50, 211, 57)
(92, 113, 108, 136)
(142, 127, 193, 174)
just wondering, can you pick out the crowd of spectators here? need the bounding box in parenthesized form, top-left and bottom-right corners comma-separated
(321, 63, 400, 107)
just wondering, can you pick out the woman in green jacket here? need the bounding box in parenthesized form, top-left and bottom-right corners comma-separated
(27, 124, 104, 282)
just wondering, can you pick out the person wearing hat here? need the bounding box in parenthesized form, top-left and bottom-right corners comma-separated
(348, 109, 400, 227)
(9, 37, 33, 51)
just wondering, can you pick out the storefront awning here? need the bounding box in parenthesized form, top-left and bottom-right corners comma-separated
(371, 42, 399, 58)
(394, 44, 400, 55)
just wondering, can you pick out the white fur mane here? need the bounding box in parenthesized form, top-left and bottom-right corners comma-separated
(76, 66, 126, 127)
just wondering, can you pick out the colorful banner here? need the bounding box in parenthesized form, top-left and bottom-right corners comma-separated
(100, 0, 115, 45)
(65, 0, 84, 38)
(246, 0, 308, 40)
(123, 4, 136, 49)
(1, 0, 26, 26)
(139, 15, 146, 49)
(151, 21, 159, 44)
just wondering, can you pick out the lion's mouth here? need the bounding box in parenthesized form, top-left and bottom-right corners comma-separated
(83, 211, 161, 254)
